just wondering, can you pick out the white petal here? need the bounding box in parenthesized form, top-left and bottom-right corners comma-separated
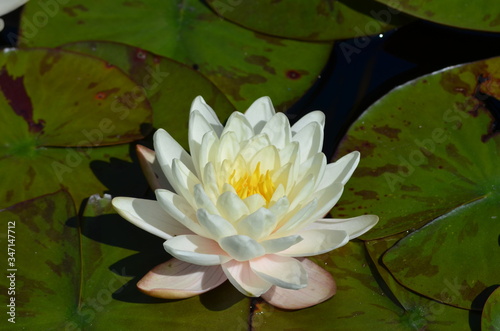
(261, 257, 336, 310)
(221, 111, 254, 142)
(278, 142, 299, 169)
(250, 255, 307, 290)
(244, 96, 276, 134)
(155, 189, 207, 236)
(305, 215, 379, 240)
(190, 96, 223, 136)
(319, 151, 360, 189)
(278, 229, 349, 257)
(291, 110, 325, 133)
(198, 130, 219, 179)
(261, 113, 291, 149)
(189, 109, 217, 176)
(268, 196, 290, 220)
(136, 145, 172, 191)
(153, 128, 195, 188)
(202, 162, 220, 200)
(112, 197, 192, 240)
(137, 258, 227, 299)
(306, 182, 344, 225)
(236, 208, 276, 241)
(243, 194, 267, 214)
(193, 184, 218, 214)
(163, 235, 229, 266)
(217, 131, 241, 164)
(171, 158, 201, 208)
(272, 198, 318, 236)
(222, 260, 272, 297)
(216, 191, 250, 223)
(219, 235, 265, 261)
(197, 209, 237, 240)
(249, 144, 280, 173)
(238, 134, 272, 163)
(297, 152, 326, 189)
(260, 235, 302, 254)
(292, 121, 324, 163)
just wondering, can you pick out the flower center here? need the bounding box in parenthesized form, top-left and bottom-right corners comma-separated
(229, 162, 275, 202)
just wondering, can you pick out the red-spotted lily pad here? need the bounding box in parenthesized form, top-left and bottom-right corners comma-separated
(332, 56, 500, 309)
(206, 0, 413, 41)
(376, 0, 500, 32)
(0, 47, 151, 208)
(19, 0, 331, 110)
(482, 286, 500, 330)
(0, 191, 250, 329)
(59, 41, 235, 150)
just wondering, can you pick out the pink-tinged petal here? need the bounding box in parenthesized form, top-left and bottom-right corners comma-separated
(260, 235, 302, 254)
(155, 189, 207, 236)
(244, 96, 276, 134)
(137, 258, 227, 299)
(261, 258, 336, 310)
(163, 235, 229, 266)
(190, 96, 223, 136)
(136, 145, 172, 191)
(291, 110, 325, 133)
(278, 229, 349, 257)
(219, 235, 265, 261)
(292, 121, 324, 163)
(250, 255, 307, 290)
(305, 215, 379, 240)
(261, 113, 291, 149)
(196, 209, 237, 240)
(318, 151, 360, 189)
(222, 260, 272, 297)
(153, 128, 195, 186)
(112, 197, 192, 239)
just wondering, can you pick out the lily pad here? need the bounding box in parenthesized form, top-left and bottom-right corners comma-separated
(0, 48, 151, 208)
(0, 191, 250, 330)
(206, 0, 413, 41)
(19, 0, 331, 109)
(332, 56, 500, 310)
(376, 0, 500, 32)
(482, 286, 500, 331)
(59, 41, 235, 150)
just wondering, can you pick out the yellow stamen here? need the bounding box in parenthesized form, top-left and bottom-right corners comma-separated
(229, 162, 275, 202)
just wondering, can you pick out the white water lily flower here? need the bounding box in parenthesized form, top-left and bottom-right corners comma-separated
(0, 0, 28, 31)
(112, 96, 378, 309)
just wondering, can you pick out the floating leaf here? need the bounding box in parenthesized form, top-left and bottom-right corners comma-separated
(376, 0, 500, 32)
(0, 48, 151, 208)
(59, 41, 235, 149)
(332, 56, 500, 310)
(482, 286, 500, 331)
(206, 0, 413, 41)
(19, 0, 331, 109)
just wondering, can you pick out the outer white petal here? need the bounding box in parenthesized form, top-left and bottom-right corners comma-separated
(291, 110, 325, 133)
(260, 113, 291, 149)
(163, 235, 229, 266)
(136, 145, 172, 191)
(137, 258, 227, 299)
(244, 96, 276, 134)
(236, 208, 276, 241)
(292, 121, 324, 163)
(260, 235, 302, 254)
(278, 229, 349, 257)
(219, 235, 265, 261)
(153, 129, 195, 188)
(222, 260, 272, 297)
(171, 158, 201, 208)
(155, 189, 207, 237)
(273, 198, 318, 236)
(197, 209, 237, 240)
(112, 197, 192, 240)
(0, 0, 28, 16)
(318, 151, 360, 189)
(249, 255, 307, 290)
(305, 215, 379, 240)
(190, 96, 224, 136)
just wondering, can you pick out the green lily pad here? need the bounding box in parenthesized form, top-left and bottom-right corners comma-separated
(482, 286, 500, 331)
(59, 41, 235, 150)
(332, 56, 500, 310)
(206, 0, 413, 41)
(0, 48, 151, 208)
(19, 0, 331, 109)
(0, 190, 250, 330)
(376, 0, 500, 32)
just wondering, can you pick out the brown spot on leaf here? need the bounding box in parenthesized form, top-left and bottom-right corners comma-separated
(445, 143, 473, 167)
(62, 5, 89, 17)
(245, 55, 275, 75)
(87, 82, 98, 89)
(354, 190, 378, 200)
(0, 68, 45, 133)
(355, 164, 400, 177)
(253, 32, 285, 46)
(95, 88, 120, 100)
(205, 66, 266, 101)
(373, 125, 401, 140)
(489, 13, 500, 27)
(286, 70, 302, 80)
(400, 184, 422, 192)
